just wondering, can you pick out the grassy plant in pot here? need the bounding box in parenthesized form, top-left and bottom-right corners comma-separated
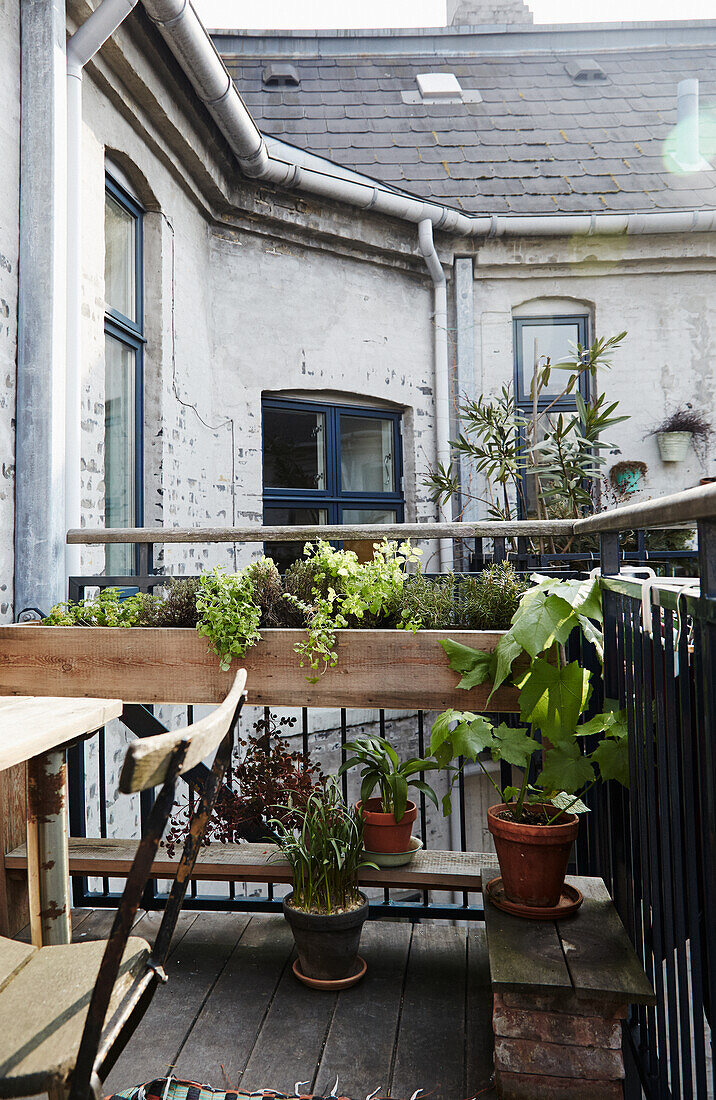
(338, 735, 440, 863)
(432, 573, 629, 916)
(271, 778, 376, 989)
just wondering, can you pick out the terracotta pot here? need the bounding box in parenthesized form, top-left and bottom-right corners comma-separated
(357, 797, 417, 854)
(487, 803, 579, 909)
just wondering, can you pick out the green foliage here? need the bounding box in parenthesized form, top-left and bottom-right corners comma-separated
(43, 587, 144, 627)
(431, 573, 629, 822)
(338, 734, 440, 822)
(136, 578, 201, 628)
(270, 778, 375, 914)
(195, 565, 262, 672)
(423, 331, 629, 530)
(284, 540, 423, 680)
(397, 563, 527, 632)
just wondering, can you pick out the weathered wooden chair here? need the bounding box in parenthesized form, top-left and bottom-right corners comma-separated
(0, 669, 247, 1100)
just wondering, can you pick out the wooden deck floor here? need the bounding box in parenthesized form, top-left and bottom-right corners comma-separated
(63, 908, 496, 1100)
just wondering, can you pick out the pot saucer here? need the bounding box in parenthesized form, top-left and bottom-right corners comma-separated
(363, 835, 423, 868)
(292, 955, 367, 990)
(485, 876, 583, 920)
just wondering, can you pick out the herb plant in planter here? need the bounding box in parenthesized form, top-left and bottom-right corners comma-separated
(338, 735, 440, 862)
(431, 574, 629, 914)
(271, 778, 375, 988)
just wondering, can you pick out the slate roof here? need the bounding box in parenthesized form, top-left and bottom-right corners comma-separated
(222, 42, 716, 216)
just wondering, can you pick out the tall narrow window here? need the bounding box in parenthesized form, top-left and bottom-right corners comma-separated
(262, 398, 404, 570)
(513, 315, 589, 517)
(104, 173, 144, 575)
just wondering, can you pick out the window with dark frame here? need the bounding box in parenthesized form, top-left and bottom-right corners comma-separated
(104, 172, 144, 577)
(262, 397, 404, 571)
(513, 315, 589, 518)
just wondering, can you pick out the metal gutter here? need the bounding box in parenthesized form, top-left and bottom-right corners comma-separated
(142, 2, 716, 239)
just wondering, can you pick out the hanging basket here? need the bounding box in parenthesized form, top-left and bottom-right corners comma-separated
(656, 431, 691, 462)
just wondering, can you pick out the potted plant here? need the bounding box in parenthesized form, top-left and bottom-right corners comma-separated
(270, 778, 375, 988)
(651, 406, 712, 462)
(338, 735, 440, 860)
(431, 573, 629, 913)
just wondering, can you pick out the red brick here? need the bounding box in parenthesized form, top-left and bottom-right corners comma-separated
(494, 1036, 625, 1080)
(497, 989, 628, 1019)
(496, 1068, 624, 1099)
(493, 1003, 622, 1048)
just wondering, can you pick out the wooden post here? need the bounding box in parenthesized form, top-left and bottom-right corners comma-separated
(26, 749, 71, 946)
(0, 763, 29, 936)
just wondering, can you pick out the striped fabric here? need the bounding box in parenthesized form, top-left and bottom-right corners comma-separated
(107, 1077, 362, 1100)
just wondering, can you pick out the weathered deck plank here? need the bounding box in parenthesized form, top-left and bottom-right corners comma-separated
(390, 924, 468, 1100)
(313, 921, 412, 1099)
(174, 915, 295, 1087)
(105, 912, 248, 1092)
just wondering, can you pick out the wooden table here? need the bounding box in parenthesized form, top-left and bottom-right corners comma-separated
(0, 697, 122, 947)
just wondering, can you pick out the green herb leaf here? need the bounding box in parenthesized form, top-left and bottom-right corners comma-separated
(537, 743, 595, 794)
(517, 658, 591, 744)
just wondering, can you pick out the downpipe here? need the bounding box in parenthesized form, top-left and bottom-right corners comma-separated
(418, 220, 453, 572)
(65, 0, 139, 585)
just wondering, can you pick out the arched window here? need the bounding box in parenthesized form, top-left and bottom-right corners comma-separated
(104, 170, 144, 575)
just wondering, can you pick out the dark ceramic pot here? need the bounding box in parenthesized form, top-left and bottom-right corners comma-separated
(487, 803, 579, 909)
(282, 891, 369, 982)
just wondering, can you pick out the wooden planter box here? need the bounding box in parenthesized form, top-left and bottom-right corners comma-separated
(0, 627, 520, 711)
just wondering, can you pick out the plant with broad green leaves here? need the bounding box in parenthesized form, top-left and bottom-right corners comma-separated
(430, 573, 629, 824)
(338, 735, 440, 822)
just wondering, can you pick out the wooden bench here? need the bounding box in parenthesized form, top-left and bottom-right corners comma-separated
(6, 838, 500, 897)
(482, 871, 656, 1100)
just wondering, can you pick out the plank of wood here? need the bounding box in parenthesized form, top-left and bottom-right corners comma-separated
(5, 839, 500, 893)
(0, 936, 36, 992)
(67, 520, 576, 544)
(0, 628, 521, 711)
(0, 763, 28, 936)
(174, 915, 295, 1087)
(119, 670, 246, 792)
(558, 876, 656, 1005)
(238, 945, 338, 1096)
(483, 882, 573, 997)
(0, 937, 149, 1094)
(0, 697, 123, 771)
(104, 911, 248, 1094)
(466, 926, 496, 1099)
(390, 924, 468, 1100)
(313, 920, 412, 1100)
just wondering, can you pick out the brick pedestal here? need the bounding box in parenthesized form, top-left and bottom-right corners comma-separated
(493, 990, 627, 1099)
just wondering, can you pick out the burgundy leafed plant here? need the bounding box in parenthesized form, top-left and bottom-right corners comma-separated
(164, 712, 321, 856)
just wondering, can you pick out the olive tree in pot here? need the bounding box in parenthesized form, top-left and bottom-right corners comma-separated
(338, 736, 440, 859)
(431, 573, 629, 912)
(271, 778, 376, 986)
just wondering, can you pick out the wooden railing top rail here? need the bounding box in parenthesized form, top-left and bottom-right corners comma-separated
(65, 483, 714, 546)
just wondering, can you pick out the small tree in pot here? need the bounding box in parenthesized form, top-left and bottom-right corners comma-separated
(271, 778, 376, 986)
(338, 736, 440, 858)
(432, 573, 629, 911)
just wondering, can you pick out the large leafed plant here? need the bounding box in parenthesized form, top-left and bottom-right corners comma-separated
(430, 574, 629, 824)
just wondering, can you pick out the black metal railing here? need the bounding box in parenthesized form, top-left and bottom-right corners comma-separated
(57, 485, 716, 1098)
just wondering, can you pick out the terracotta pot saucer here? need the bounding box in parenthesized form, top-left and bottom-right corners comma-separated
(292, 954, 367, 990)
(486, 876, 583, 920)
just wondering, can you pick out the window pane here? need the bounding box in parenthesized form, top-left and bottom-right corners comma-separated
(340, 415, 394, 492)
(105, 193, 136, 321)
(341, 508, 397, 524)
(263, 407, 326, 490)
(519, 322, 582, 399)
(264, 505, 329, 572)
(105, 334, 135, 575)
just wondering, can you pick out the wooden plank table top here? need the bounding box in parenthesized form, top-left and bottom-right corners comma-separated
(483, 871, 656, 1006)
(0, 697, 123, 770)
